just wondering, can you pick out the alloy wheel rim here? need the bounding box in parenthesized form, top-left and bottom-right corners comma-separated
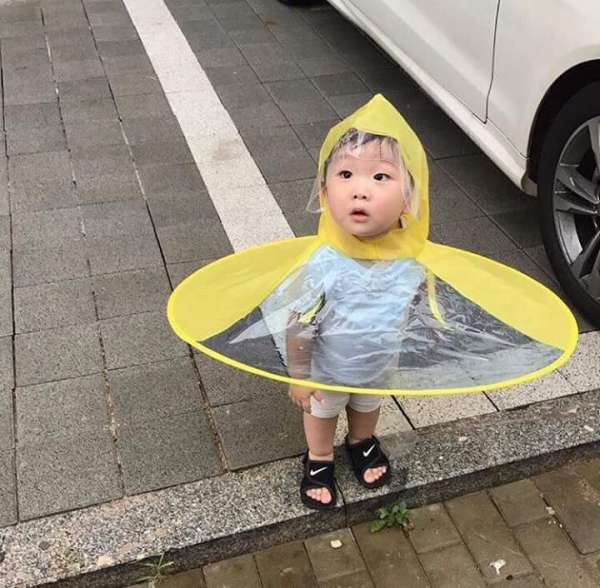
(552, 115, 600, 301)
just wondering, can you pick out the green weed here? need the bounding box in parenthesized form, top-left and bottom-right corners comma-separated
(370, 500, 413, 533)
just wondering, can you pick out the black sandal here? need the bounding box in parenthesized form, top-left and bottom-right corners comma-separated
(345, 435, 391, 490)
(300, 451, 338, 511)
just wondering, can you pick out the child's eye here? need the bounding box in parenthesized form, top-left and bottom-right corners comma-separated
(338, 170, 352, 179)
(374, 173, 391, 181)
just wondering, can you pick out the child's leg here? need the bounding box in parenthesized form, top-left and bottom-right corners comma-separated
(346, 395, 387, 484)
(302, 392, 347, 504)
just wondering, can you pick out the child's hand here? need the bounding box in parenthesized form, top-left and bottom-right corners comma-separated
(288, 385, 323, 413)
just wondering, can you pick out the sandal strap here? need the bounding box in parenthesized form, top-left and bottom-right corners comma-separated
(345, 435, 389, 477)
(301, 453, 335, 492)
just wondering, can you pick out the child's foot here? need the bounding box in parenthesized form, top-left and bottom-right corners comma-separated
(346, 438, 387, 484)
(305, 452, 333, 504)
(345, 435, 391, 490)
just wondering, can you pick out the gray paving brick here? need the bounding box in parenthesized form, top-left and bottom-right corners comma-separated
(266, 22, 321, 44)
(2, 46, 49, 70)
(0, 385, 14, 450)
(305, 528, 366, 583)
(403, 108, 480, 159)
(491, 207, 541, 249)
(327, 92, 375, 118)
(0, 215, 9, 250)
(122, 116, 184, 145)
(72, 142, 133, 172)
(0, 450, 17, 528)
(102, 54, 154, 76)
(12, 207, 82, 249)
(193, 46, 247, 68)
(0, 20, 43, 39)
(168, 259, 212, 287)
(97, 39, 145, 58)
(0, 253, 11, 338)
(65, 119, 125, 150)
(254, 539, 317, 587)
(210, 1, 255, 20)
(109, 357, 202, 426)
(89, 11, 131, 28)
(353, 523, 429, 588)
(138, 163, 206, 196)
(85, 0, 128, 16)
(91, 25, 138, 42)
(204, 63, 259, 88)
(181, 19, 234, 51)
(430, 217, 517, 258)
(9, 151, 72, 191)
(7, 124, 66, 156)
(270, 179, 318, 237)
(46, 27, 94, 48)
(107, 71, 163, 96)
(0, 3, 41, 23)
(50, 41, 99, 63)
(15, 374, 108, 442)
(54, 59, 105, 82)
(168, 2, 213, 22)
(5, 101, 61, 130)
(117, 409, 221, 495)
(0, 337, 13, 391)
(490, 480, 550, 528)
(86, 234, 163, 275)
(515, 519, 597, 587)
(3, 62, 52, 86)
(4, 79, 57, 106)
(100, 310, 188, 369)
(292, 118, 337, 151)
(446, 491, 533, 581)
(194, 352, 285, 406)
(14, 278, 95, 333)
(9, 176, 78, 213)
(203, 555, 260, 588)
(147, 190, 220, 227)
(241, 125, 314, 183)
(93, 266, 171, 319)
(58, 78, 112, 102)
(131, 141, 194, 166)
(17, 427, 121, 520)
(212, 393, 304, 469)
(1, 34, 45, 54)
(78, 172, 143, 205)
(428, 161, 483, 225)
(408, 503, 461, 554)
(311, 71, 368, 98)
(44, 13, 89, 32)
(61, 97, 119, 123)
(297, 55, 352, 78)
(12, 241, 89, 287)
(115, 92, 173, 120)
(439, 154, 534, 215)
(419, 543, 484, 588)
(534, 466, 600, 554)
(81, 199, 154, 239)
(15, 323, 103, 386)
(157, 220, 233, 262)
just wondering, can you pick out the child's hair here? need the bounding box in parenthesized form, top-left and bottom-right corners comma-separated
(309, 128, 418, 220)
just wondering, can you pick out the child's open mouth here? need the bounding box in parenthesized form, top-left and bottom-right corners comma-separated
(350, 208, 369, 221)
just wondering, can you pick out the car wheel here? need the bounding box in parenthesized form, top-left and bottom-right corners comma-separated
(538, 82, 600, 326)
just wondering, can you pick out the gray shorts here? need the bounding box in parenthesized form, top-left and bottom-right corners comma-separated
(310, 391, 383, 418)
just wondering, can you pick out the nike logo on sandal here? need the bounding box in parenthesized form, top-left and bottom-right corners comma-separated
(310, 467, 328, 476)
(363, 445, 375, 457)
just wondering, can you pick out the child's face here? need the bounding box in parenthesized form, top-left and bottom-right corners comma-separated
(323, 140, 408, 239)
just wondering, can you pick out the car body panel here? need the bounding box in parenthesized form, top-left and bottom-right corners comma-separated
(327, 0, 600, 193)
(345, 0, 499, 122)
(489, 0, 600, 156)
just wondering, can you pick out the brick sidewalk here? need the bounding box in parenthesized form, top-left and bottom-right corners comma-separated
(125, 457, 600, 587)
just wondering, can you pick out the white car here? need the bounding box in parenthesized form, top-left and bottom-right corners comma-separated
(281, 0, 600, 326)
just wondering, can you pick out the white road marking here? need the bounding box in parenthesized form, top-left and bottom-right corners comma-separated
(122, 0, 294, 251)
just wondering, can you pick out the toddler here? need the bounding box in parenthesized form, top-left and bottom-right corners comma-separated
(286, 129, 424, 510)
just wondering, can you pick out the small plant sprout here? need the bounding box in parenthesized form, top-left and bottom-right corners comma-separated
(370, 500, 413, 533)
(136, 553, 175, 587)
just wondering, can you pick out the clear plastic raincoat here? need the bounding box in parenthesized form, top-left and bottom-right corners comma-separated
(167, 95, 577, 396)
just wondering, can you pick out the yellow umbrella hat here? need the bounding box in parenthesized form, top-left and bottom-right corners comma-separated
(167, 94, 578, 396)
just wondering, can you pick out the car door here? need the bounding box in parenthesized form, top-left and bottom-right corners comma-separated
(347, 0, 499, 121)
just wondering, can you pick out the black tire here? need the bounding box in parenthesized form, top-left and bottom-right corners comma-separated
(538, 82, 600, 326)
